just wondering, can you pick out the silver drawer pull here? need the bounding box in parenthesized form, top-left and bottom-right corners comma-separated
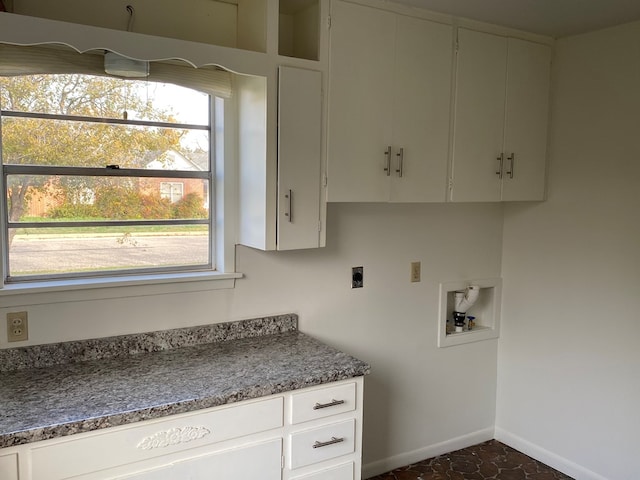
(313, 436, 345, 449)
(313, 399, 345, 410)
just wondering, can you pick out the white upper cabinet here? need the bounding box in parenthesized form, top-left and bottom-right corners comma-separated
(326, 1, 395, 202)
(391, 15, 454, 203)
(450, 28, 507, 202)
(327, 0, 453, 202)
(277, 66, 323, 250)
(502, 37, 552, 201)
(450, 28, 551, 202)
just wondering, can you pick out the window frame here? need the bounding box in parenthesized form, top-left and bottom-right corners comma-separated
(0, 71, 239, 295)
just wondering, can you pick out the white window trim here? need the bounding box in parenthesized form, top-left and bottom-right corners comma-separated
(0, 270, 243, 308)
(0, 97, 240, 299)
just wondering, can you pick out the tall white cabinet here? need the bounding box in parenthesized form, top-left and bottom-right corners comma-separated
(327, 0, 453, 202)
(277, 66, 323, 250)
(450, 28, 551, 202)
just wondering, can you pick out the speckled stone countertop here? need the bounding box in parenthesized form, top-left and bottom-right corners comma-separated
(0, 314, 370, 448)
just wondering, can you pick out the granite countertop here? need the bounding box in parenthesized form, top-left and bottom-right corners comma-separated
(0, 314, 370, 448)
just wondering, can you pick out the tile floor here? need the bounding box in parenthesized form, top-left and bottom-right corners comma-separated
(366, 440, 574, 480)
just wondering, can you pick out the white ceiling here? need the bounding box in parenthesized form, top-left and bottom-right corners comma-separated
(395, 0, 640, 37)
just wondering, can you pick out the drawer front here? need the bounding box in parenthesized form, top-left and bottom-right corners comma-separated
(289, 419, 355, 470)
(115, 439, 282, 480)
(31, 396, 283, 480)
(291, 382, 356, 424)
(0, 452, 18, 480)
(290, 462, 353, 480)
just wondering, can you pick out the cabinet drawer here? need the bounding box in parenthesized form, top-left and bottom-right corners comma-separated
(290, 462, 353, 480)
(31, 397, 283, 480)
(289, 419, 355, 469)
(291, 382, 356, 424)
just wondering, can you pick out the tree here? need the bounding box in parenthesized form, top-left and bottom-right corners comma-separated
(0, 74, 187, 241)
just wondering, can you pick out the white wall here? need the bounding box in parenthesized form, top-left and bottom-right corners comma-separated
(497, 21, 640, 480)
(0, 202, 503, 475)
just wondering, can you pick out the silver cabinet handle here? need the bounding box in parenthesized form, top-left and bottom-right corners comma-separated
(496, 153, 504, 179)
(384, 146, 392, 176)
(313, 437, 345, 449)
(313, 399, 345, 410)
(284, 189, 292, 223)
(395, 147, 404, 177)
(506, 153, 515, 179)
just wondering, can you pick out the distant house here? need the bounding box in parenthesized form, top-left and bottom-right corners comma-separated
(23, 150, 209, 218)
(141, 150, 209, 208)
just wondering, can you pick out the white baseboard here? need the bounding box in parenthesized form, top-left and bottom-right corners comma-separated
(494, 427, 608, 480)
(361, 427, 494, 479)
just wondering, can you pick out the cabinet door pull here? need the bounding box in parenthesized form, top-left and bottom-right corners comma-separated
(384, 146, 392, 176)
(313, 399, 345, 410)
(496, 153, 504, 179)
(396, 147, 404, 177)
(284, 189, 292, 222)
(313, 436, 345, 449)
(506, 153, 515, 179)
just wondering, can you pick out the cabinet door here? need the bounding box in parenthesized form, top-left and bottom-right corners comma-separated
(390, 15, 452, 202)
(327, 0, 395, 202)
(278, 66, 323, 250)
(501, 38, 551, 201)
(451, 28, 507, 202)
(115, 439, 282, 480)
(0, 453, 18, 480)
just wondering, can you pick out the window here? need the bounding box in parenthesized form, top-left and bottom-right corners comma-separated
(160, 182, 185, 203)
(0, 68, 221, 284)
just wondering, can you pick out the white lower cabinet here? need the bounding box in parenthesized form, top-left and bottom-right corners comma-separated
(0, 452, 18, 480)
(114, 439, 282, 480)
(30, 396, 284, 480)
(285, 379, 362, 480)
(6, 378, 364, 480)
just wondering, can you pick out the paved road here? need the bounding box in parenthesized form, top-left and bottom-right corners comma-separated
(9, 234, 209, 275)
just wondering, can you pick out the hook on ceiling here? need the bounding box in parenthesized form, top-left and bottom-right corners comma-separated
(126, 5, 135, 32)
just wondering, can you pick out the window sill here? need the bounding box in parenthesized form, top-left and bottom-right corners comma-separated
(0, 271, 243, 307)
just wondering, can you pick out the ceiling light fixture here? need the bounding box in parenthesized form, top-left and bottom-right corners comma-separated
(104, 52, 149, 78)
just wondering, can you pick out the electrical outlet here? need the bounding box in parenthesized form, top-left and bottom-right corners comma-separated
(410, 262, 421, 283)
(351, 266, 363, 288)
(7, 311, 28, 342)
